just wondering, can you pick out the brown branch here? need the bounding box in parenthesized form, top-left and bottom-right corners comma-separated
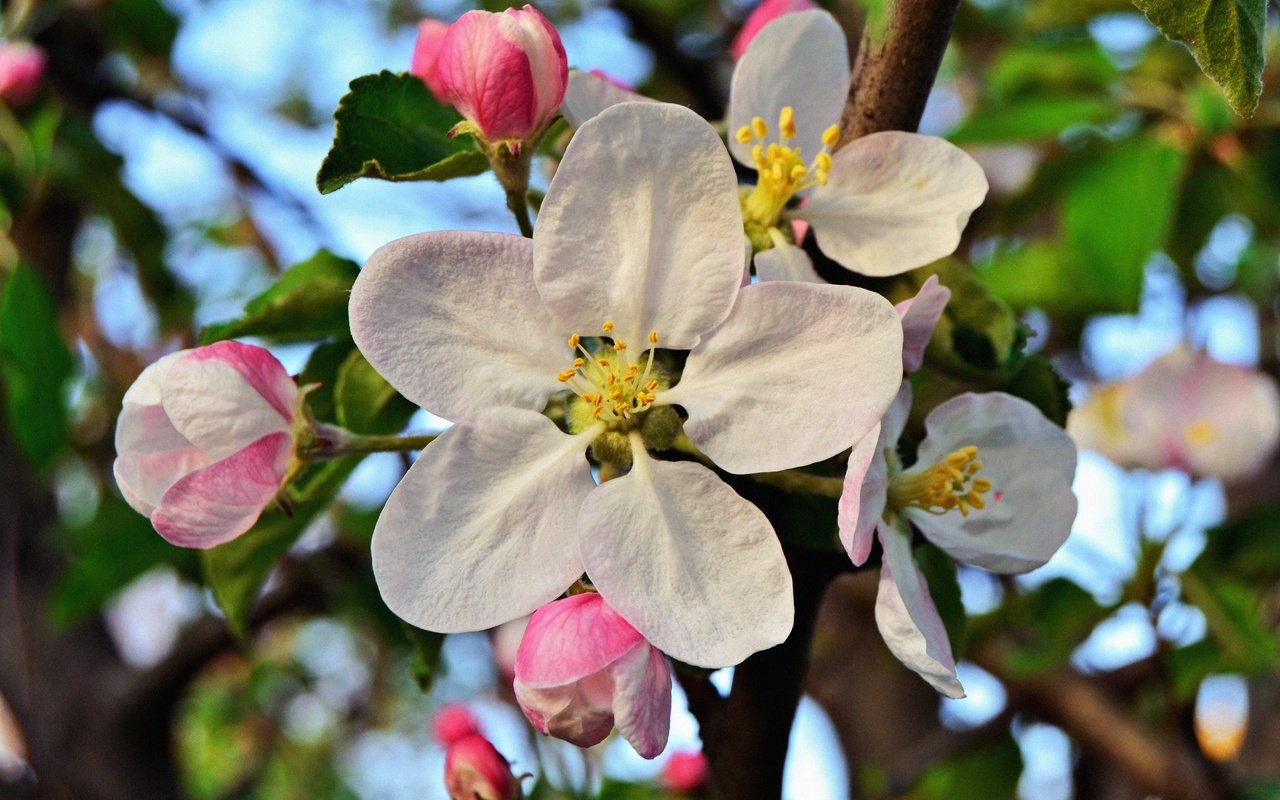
(839, 0, 962, 141)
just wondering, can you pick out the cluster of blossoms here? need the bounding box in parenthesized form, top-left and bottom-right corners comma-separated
(1068, 344, 1280, 482)
(111, 0, 1082, 781)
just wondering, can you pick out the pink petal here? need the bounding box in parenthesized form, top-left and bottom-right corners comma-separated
(433, 704, 482, 746)
(610, 641, 672, 758)
(444, 734, 519, 800)
(515, 593, 645, 687)
(410, 19, 451, 102)
(185, 340, 297, 421)
(837, 422, 885, 566)
(151, 432, 292, 549)
(895, 274, 951, 373)
(514, 671, 617, 748)
(730, 0, 818, 60)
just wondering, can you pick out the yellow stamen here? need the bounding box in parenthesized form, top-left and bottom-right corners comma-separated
(822, 124, 840, 147)
(751, 116, 768, 140)
(887, 445, 995, 518)
(779, 106, 796, 139)
(567, 333, 580, 348)
(736, 125, 753, 144)
(601, 321, 615, 333)
(648, 331, 659, 345)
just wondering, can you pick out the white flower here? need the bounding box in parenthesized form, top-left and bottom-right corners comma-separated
(840, 383, 1077, 695)
(349, 102, 904, 668)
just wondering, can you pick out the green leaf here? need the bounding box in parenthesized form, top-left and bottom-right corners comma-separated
(948, 96, 1116, 144)
(909, 734, 1022, 800)
(403, 624, 447, 693)
(1002, 355, 1072, 427)
(0, 265, 73, 469)
(994, 578, 1108, 676)
(916, 543, 968, 654)
(1197, 506, 1280, 581)
(316, 71, 489, 194)
(1131, 0, 1267, 117)
(297, 340, 356, 425)
(201, 457, 361, 637)
(928, 261, 1027, 376)
(334, 349, 417, 435)
(201, 250, 359, 344)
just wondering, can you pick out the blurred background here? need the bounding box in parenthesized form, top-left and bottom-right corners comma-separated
(1, 0, 1279, 797)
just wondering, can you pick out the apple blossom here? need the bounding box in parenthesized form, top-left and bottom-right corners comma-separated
(514, 592, 671, 758)
(349, 101, 903, 668)
(1068, 345, 1280, 482)
(0, 42, 45, 105)
(729, 11, 988, 276)
(730, 0, 817, 60)
(433, 704, 483, 746)
(113, 341, 301, 549)
(661, 751, 709, 793)
(410, 19, 451, 103)
(435, 5, 568, 144)
(444, 732, 521, 800)
(840, 384, 1078, 695)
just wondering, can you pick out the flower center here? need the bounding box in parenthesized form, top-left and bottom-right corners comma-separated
(1184, 419, 1217, 448)
(736, 106, 840, 251)
(557, 322, 664, 431)
(888, 445, 994, 518)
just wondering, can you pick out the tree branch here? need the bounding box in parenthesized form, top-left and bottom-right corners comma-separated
(839, 0, 962, 141)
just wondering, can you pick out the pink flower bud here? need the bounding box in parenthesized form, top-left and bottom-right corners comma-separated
(444, 733, 520, 800)
(411, 19, 451, 103)
(514, 593, 671, 759)
(433, 703, 482, 746)
(660, 750, 709, 793)
(0, 42, 46, 106)
(730, 0, 818, 60)
(435, 5, 568, 142)
(113, 341, 299, 549)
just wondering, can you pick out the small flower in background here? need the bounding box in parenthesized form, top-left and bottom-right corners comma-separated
(729, 0, 817, 60)
(435, 4, 567, 145)
(0, 42, 46, 106)
(410, 19, 451, 103)
(1194, 674, 1249, 763)
(113, 341, 301, 548)
(433, 703, 522, 799)
(729, 11, 987, 277)
(514, 592, 672, 758)
(841, 385, 1078, 696)
(1068, 345, 1280, 482)
(660, 750, 709, 794)
(350, 101, 903, 669)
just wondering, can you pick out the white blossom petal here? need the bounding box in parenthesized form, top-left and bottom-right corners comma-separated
(578, 450, 792, 668)
(372, 407, 595, 632)
(350, 232, 568, 422)
(795, 132, 989, 277)
(561, 69, 649, 128)
(906, 392, 1077, 574)
(663, 282, 902, 473)
(896, 274, 951, 373)
(838, 423, 884, 566)
(534, 102, 745, 350)
(162, 343, 295, 460)
(754, 239, 823, 284)
(875, 523, 964, 698)
(727, 10, 849, 166)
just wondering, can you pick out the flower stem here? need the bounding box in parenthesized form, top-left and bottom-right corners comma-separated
(748, 470, 844, 499)
(310, 426, 438, 459)
(506, 188, 535, 238)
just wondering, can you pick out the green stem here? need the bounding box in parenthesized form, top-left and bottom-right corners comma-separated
(312, 429, 438, 459)
(748, 470, 844, 499)
(506, 188, 535, 238)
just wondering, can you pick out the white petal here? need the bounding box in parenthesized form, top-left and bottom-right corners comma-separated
(838, 423, 885, 566)
(372, 407, 595, 632)
(350, 232, 568, 422)
(561, 69, 649, 128)
(896, 274, 951, 373)
(534, 102, 745, 350)
(162, 343, 295, 460)
(875, 523, 964, 698)
(907, 392, 1077, 574)
(578, 451, 793, 668)
(795, 132, 989, 277)
(663, 282, 902, 473)
(727, 10, 849, 166)
(754, 239, 823, 284)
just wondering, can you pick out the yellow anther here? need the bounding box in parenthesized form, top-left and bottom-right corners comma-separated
(556, 369, 577, 382)
(598, 359, 609, 367)
(645, 380, 659, 391)
(567, 333, 580, 348)
(602, 321, 615, 333)
(648, 331, 659, 345)
(572, 357, 584, 368)
(592, 406, 604, 418)
(822, 124, 840, 147)
(766, 142, 781, 160)
(607, 373, 616, 385)
(751, 116, 768, 140)
(972, 477, 993, 493)
(779, 106, 796, 139)
(888, 445, 995, 518)
(609, 389, 623, 400)
(790, 164, 808, 180)
(751, 144, 764, 166)
(736, 125, 754, 144)
(815, 152, 832, 173)
(613, 340, 628, 352)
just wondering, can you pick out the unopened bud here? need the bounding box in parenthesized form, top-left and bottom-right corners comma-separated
(0, 42, 46, 106)
(730, 0, 818, 60)
(444, 733, 521, 800)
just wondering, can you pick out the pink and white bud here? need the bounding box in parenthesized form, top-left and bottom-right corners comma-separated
(444, 733, 521, 800)
(730, 0, 818, 60)
(514, 593, 672, 759)
(411, 19, 451, 103)
(433, 703, 482, 747)
(660, 750, 709, 794)
(113, 341, 299, 549)
(435, 5, 568, 142)
(0, 42, 46, 106)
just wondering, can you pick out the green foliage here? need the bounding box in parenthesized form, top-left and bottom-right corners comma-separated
(0, 265, 73, 468)
(916, 542, 968, 654)
(909, 733, 1023, 799)
(404, 624, 447, 693)
(201, 251, 360, 344)
(1131, 0, 1267, 117)
(988, 578, 1109, 677)
(949, 97, 1116, 144)
(334, 348, 417, 435)
(316, 71, 489, 194)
